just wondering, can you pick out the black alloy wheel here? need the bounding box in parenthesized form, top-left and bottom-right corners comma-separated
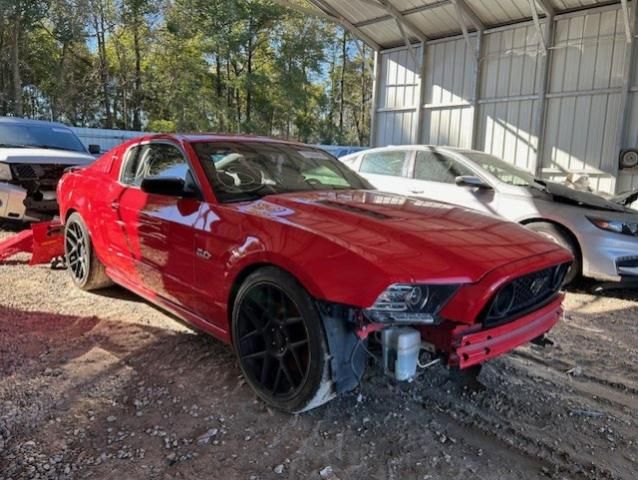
(232, 267, 332, 412)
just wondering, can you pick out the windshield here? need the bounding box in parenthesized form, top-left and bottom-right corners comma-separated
(463, 151, 536, 187)
(0, 123, 86, 152)
(192, 141, 373, 203)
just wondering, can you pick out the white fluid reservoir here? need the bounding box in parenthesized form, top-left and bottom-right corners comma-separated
(382, 327, 421, 381)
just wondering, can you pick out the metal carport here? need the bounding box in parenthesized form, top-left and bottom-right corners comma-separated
(275, 0, 638, 194)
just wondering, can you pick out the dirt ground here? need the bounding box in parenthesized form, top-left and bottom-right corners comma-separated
(0, 228, 636, 480)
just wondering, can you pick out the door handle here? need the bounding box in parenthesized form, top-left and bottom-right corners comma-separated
(110, 201, 120, 210)
(410, 189, 424, 194)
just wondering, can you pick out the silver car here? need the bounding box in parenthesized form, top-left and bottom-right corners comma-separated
(341, 145, 638, 283)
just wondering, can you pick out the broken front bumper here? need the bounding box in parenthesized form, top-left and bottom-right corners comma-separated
(450, 295, 563, 369)
(421, 294, 563, 369)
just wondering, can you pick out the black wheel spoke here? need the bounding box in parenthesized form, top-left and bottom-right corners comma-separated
(242, 350, 268, 361)
(272, 364, 283, 393)
(239, 328, 261, 343)
(289, 339, 308, 350)
(288, 347, 304, 378)
(279, 360, 295, 391)
(283, 316, 303, 326)
(243, 300, 265, 329)
(260, 354, 272, 385)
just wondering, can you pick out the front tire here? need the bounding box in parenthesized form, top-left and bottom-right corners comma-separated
(526, 221, 580, 285)
(64, 212, 112, 291)
(231, 267, 333, 413)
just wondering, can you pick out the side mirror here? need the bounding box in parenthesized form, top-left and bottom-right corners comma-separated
(455, 175, 492, 190)
(88, 144, 101, 155)
(141, 176, 196, 198)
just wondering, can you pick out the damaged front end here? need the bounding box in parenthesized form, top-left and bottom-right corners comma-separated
(320, 259, 570, 390)
(0, 163, 70, 221)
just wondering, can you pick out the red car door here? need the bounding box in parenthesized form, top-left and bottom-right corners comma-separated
(116, 141, 200, 309)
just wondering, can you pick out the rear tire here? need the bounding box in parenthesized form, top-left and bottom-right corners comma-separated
(64, 212, 112, 291)
(231, 267, 334, 413)
(526, 221, 580, 285)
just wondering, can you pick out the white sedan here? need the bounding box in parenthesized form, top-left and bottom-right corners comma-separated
(341, 145, 638, 284)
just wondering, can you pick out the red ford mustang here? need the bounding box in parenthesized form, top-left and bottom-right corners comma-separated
(57, 134, 572, 412)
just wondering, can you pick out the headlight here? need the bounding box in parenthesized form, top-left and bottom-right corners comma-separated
(587, 216, 638, 236)
(364, 284, 459, 324)
(0, 163, 11, 181)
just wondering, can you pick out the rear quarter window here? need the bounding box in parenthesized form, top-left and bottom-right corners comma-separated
(360, 151, 408, 177)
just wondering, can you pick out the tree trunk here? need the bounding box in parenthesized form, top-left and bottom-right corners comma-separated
(132, 19, 142, 130)
(52, 42, 68, 122)
(246, 35, 253, 128)
(12, 20, 22, 117)
(339, 30, 347, 143)
(360, 44, 367, 145)
(94, 6, 112, 129)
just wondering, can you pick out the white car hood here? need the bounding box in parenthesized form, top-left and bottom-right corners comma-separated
(0, 147, 94, 165)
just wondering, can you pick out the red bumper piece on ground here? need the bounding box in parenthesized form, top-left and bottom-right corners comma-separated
(29, 222, 64, 265)
(0, 221, 64, 265)
(451, 294, 564, 369)
(0, 229, 34, 262)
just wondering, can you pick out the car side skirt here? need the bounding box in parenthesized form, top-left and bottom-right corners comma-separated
(106, 268, 231, 343)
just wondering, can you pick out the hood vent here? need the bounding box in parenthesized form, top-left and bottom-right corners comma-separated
(317, 200, 391, 220)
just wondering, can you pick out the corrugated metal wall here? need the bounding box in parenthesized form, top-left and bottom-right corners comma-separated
(373, 3, 638, 194)
(423, 37, 475, 148)
(375, 46, 422, 146)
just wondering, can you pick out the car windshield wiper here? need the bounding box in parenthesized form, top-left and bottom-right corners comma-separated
(0, 143, 28, 148)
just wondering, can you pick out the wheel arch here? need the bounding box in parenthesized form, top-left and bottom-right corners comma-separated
(226, 260, 322, 324)
(520, 217, 583, 266)
(63, 207, 77, 223)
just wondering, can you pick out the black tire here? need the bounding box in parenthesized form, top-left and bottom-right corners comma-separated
(526, 221, 580, 285)
(231, 267, 333, 413)
(64, 212, 112, 291)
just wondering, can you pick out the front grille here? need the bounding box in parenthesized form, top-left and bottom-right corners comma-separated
(11, 164, 68, 181)
(12, 164, 38, 179)
(482, 263, 569, 326)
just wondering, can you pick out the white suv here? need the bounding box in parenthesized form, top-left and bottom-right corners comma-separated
(0, 117, 98, 222)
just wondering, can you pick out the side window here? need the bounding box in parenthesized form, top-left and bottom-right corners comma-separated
(121, 145, 142, 185)
(121, 143, 190, 186)
(360, 151, 408, 177)
(414, 150, 473, 184)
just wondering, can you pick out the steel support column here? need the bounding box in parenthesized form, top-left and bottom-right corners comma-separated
(534, 14, 556, 178)
(471, 30, 484, 150)
(416, 42, 428, 144)
(370, 50, 384, 146)
(615, 1, 637, 189)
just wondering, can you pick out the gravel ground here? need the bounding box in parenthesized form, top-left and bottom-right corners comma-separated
(0, 227, 637, 480)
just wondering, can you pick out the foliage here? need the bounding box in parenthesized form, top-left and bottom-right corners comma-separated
(0, 0, 373, 145)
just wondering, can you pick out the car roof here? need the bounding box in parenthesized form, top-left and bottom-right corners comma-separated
(0, 116, 74, 130)
(360, 144, 483, 155)
(172, 133, 311, 147)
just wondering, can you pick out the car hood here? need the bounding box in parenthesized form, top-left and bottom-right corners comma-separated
(533, 180, 633, 212)
(240, 190, 566, 284)
(612, 187, 638, 208)
(0, 147, 94, 165)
